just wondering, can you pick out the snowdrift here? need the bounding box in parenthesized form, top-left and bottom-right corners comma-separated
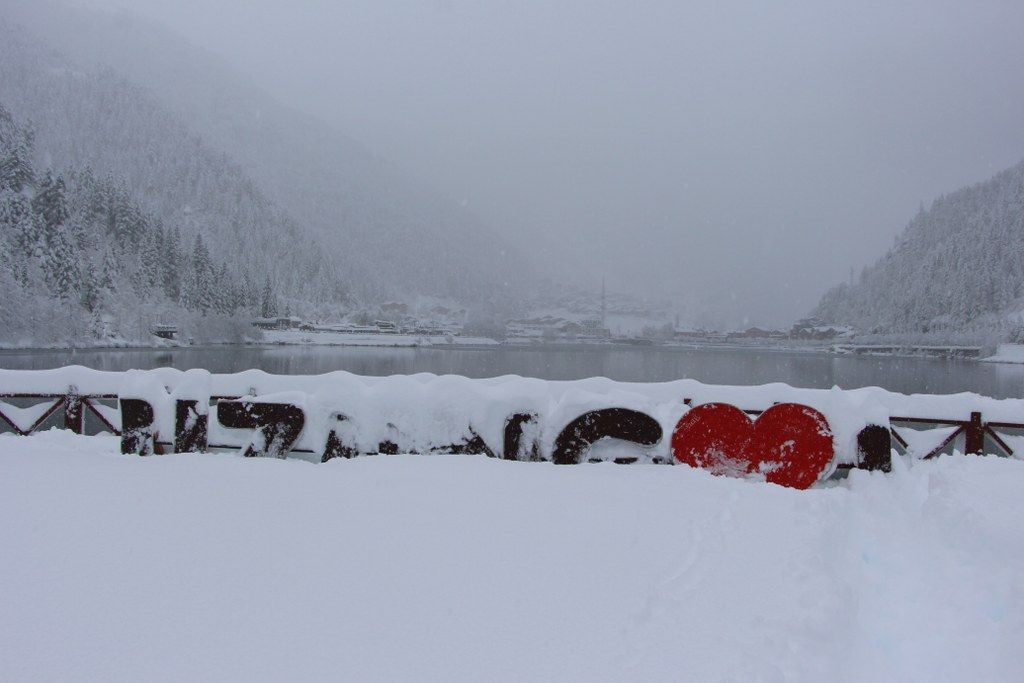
(4, 367, 1023, 462)
(0, 431, 1021, 681)
(983, 343, 1024, 364)
(2, 366, 1022, 490)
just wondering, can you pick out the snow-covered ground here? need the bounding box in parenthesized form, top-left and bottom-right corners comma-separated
(1, 431, 1021, 681)
(982, 343, 1024, 364)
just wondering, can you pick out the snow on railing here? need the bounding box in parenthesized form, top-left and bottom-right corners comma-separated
(0, 366, 1021, 488)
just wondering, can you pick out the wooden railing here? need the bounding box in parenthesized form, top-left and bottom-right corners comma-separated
(889, 413, 1019, 459)
(0, 389, 120, 435)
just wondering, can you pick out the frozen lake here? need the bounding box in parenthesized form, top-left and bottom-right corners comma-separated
(0, 344, 1021, 399)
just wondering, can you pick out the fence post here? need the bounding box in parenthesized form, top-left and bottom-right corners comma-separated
(965, 412, 985, 455)
(64, 385, 83, 434)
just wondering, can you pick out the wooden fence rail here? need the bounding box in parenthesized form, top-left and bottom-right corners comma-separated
(888, 412, 1021, 459)
(0, 390, 120, 436)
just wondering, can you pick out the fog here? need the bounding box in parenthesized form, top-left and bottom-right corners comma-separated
(88, 1, 1024, 325)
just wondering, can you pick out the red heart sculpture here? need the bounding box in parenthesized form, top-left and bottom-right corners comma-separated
(671, 402, 834, 489)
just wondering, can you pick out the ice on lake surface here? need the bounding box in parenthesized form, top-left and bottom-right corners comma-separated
(0, 345, 1021, 399)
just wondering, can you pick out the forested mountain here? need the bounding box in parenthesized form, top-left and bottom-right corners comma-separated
(0, 103, 272, 345)
(814, 161, 1024, 340)
(2, 1, 529, 307)
(0, 22, 344, 301)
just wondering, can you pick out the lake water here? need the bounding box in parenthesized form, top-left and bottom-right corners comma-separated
(0, 344, 1021, 398)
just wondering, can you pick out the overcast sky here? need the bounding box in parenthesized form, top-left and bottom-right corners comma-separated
(95, 0, 1024, 325)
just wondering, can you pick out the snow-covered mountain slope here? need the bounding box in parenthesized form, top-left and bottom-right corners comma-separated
(814, 161, 1024, 339)
(3, 1, 530, 307)
(1, 431, 1021, 681)
(0, 26, 341, 307)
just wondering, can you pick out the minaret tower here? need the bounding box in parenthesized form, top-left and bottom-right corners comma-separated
(601, 277, 606, 327)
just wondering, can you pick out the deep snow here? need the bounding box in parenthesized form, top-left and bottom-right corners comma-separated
(0, 430, 1021, 681)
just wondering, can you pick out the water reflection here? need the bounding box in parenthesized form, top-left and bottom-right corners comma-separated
(0, 345, 1020, 399)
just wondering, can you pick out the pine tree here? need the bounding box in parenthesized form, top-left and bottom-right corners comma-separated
(0, 192, 34, 285)
(76, 168, 105, 224)
(45, 225, 79, 299)
(79, 259, 101, 312)
(98, 247, 118, 302)
(182, 234, 215, 313)
(239, 270, 256, 311)
(32, 171, 69, 233)
(0, 128, 35, 193)
(24, 171, 80, 300)
(13, 209, 46, 267)
(139, 222, 164, 295)
(162, 226, 182, 300)
(110, 183, 146, 245)
(213, 262, 232, 314)
(260, 276, 278, 318)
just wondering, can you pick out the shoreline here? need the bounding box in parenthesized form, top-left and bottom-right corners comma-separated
(0, 337, 1014, 362)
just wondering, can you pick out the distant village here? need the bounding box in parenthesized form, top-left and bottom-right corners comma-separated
(248, 303, 855, 345)
(250, 302, 466, 338)
(244, 279, 856, 346)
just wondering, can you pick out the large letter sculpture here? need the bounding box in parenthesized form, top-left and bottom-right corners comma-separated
(856, 424, 891, 472)
(322, 415, 357, 462)
(110, 381, 891, 488)
(120, 398, 156, 456)
(671, 403, 834, 489)
(552, 408, 663, 465)
(217, 400, 305, 459)
(503, 412, 540, 461)
(174, 400, 208, 453)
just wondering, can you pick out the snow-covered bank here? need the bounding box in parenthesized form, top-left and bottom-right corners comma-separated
(0, 336, 183, 352)
(0, 313, 262, 351)
(260, 329, 499, 347)
(0, 431, 1021, 681)
(982, 343, 1024, 364)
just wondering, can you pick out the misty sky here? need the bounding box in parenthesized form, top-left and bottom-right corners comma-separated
(95, 0, 1024, 326)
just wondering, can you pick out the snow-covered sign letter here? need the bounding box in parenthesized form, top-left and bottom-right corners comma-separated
(217, 399, 305, 459)
(671, 402, 834, 489)
(552, 408, 663, 464)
